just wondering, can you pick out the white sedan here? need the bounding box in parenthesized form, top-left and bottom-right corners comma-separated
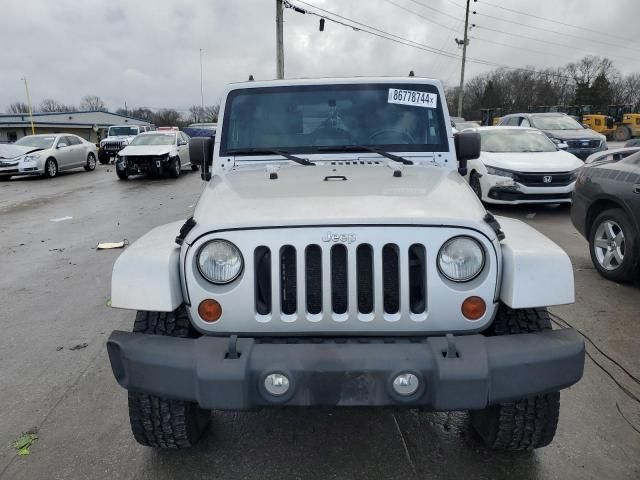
(463, 127, 584, 205)
(0, 134, 97, 180)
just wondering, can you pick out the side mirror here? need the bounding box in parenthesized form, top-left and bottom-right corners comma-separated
(557, 142, 569, 150)
(454, 131, 481, 176)
(581, 123, 590, 129)
(57, 143, 67, 149)
(189, 136, 215, 181)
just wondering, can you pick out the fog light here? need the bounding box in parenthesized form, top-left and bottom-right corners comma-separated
(264, 373, 290, 396)
(392, 373, 420, 396)
(198, 299, 222, 322)
(461, 296, 486, 320)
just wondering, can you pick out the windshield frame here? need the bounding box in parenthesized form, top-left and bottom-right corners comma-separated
(219, 83, 448, 157)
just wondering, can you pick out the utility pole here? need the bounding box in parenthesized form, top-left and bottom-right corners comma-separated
(200, 48, 205, 108)
(21, 77, 35, 135)
(276, 0, 284, 79)
(457, 0, 471, 118)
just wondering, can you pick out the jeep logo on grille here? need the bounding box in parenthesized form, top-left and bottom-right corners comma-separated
(322, 232, 357, 244)
(542, 175, 553, 183)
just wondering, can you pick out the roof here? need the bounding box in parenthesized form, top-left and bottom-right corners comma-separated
(226, 76, 443, 90)
(466, 126, 538, 131)
(0, 110, 151, 127)
(502, 112, 567, 117)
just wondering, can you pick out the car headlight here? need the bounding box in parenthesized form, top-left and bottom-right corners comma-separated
(485, 165, 516, 179)
(569, 167, 582, 181)
(23, 153, 41, 162)
(437, 236, 485, 282)
(197, 240, 243, 284)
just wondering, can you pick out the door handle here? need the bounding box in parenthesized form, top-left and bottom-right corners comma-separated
(633, 183, 640, 194)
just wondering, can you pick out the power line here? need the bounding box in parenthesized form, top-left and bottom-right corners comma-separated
(469, 35, 576, 62)
(477, 0, 639, 45)
(287, 0, 575, 80)
(382, 0, 459, 33)
(404, 0, 460, 21)
(475, 11, 640, 54)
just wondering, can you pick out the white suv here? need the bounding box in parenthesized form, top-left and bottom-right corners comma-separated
(106, 77, 584, 451)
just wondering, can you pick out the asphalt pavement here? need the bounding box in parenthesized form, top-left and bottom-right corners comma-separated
(0, 160, 638, 480)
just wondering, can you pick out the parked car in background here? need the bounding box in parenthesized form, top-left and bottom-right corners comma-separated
(571, 150, 640, 283)
(464, 127, 583, 204)
(99, 125, 148, 164)
(585, 147, 640, 165)
(624, 138, 640, 148)
(0, 134, 97, 179)
(498, 113, 607, 160)
(115, 130, 192, 180)
(453, 120, 480, 131)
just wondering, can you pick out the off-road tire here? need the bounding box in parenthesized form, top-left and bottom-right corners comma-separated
(614, 125, 631, 142)
(470, 306, 560, 450)
(127, 307, 210, 448)
(589, 208, 638, 283)
(0, 176, 11, 181)
(116, 166, 128, 180)
(98, 153, 110, 165)
(84, 153, 96, 171)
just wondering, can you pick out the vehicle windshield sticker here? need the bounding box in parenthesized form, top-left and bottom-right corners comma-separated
(388, 88, 437, 108)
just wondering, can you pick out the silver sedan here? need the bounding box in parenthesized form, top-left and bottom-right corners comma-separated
(0, 134, 98, 180)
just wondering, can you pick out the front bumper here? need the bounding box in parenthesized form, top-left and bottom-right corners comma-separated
(485, 181, 575, 204)
(107, 329, 584, 410)
(568, 146, 606, 160)
(0, 164, 42, 177)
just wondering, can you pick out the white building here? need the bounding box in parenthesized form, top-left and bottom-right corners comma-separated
(0, 110, 152, 144)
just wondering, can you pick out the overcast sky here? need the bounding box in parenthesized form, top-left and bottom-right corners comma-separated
(2, 0, 640, 114)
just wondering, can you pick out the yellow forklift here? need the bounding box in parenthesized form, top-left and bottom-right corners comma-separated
(480, 108, 503, 126)
(560, 105, 614, 138)
(608, 105, 640, 141)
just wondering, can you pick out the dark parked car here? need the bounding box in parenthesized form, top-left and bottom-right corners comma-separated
(571, 150, 640, 282)
(499, 113, 607, 160)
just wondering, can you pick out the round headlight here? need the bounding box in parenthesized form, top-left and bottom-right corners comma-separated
(197, 240, 243, 284)
(437, 236, 485, 282)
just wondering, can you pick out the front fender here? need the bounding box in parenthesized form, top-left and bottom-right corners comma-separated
(496, 216, 574, 308)
(111, 221, 184, 311)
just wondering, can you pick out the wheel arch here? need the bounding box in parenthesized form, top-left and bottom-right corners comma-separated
(586, 196, 637, 237)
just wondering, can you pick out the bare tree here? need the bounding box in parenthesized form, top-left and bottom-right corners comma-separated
(6, 102, 30, 114)
(203, 105, 220, 122)
(152, 109, 184, 127)
(39, 98, 76, 112)
(188, 105, 205, 123)
(79, 95, 106, 111)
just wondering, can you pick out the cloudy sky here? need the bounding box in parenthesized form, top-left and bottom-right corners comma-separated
(2, 0, 639, 114)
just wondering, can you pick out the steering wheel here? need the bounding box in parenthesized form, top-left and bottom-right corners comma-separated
(367, 129, 416, 144)
(311, 126, 354, 145)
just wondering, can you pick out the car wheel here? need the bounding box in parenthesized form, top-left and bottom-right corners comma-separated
(127, 307, 210, 448)
(168, 157, 181, 178)
(470, 306, 560, 450)
(116, 162, 129, 180)
(589, 208, 638, 283)
(44, 158, 58, 178)
(0, 176, 11, 181)
(98, 152, 110, 165)
(191, 164, 199, 171)
(470, 171, 482, 200)
(84, 153, 96, 171)
(614, 126, 631, 142)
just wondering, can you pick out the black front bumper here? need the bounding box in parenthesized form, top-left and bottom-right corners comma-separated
(107, 329, 584, 411)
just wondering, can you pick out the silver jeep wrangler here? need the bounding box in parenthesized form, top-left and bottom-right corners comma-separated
(107, 77, 584, 450)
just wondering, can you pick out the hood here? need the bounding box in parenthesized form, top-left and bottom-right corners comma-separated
(118, 145, 173, 156)
(190, 164, 491, 237)
(481, 151, 583, 172)
(0, 144, 41, 160)
(102, 135, 136, 143)
(541, 129, 601, 140)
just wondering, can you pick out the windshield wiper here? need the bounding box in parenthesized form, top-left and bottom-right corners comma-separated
(226, 148, 314, 166)
(314, 145, 413, 165)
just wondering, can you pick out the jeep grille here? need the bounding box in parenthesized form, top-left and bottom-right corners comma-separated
(253, 242, 427, 320)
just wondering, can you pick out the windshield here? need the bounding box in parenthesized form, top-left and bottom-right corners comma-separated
(531, 115, 583, 130)
(454, 122, 479, 131)
(108, 126, 139, 136)
(220, 83, 447, 156)
(14, 135, 56, 149)
(129, 133, 175, 146)
(480, 130, 557, 153)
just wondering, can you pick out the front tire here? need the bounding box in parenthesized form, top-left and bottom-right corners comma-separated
(98, 152, 110, 165)
(44, 158, 58, 178)
(470, 306, 561, 450)
(191, 164, 199, 171)
(116, 163, 129, 180)
(127, 308, 210, 448)
(84, 153, 96, 171)
(614, 126, 631, 141)
(168, 157, 181, 178)
(589, 208, 638, 283)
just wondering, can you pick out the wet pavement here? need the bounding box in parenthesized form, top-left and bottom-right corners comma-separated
(0, 164, 638, 479)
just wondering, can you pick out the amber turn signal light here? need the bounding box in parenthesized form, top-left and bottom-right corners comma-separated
(198, 299, 222, 322)
(461, 296, 486, 320)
